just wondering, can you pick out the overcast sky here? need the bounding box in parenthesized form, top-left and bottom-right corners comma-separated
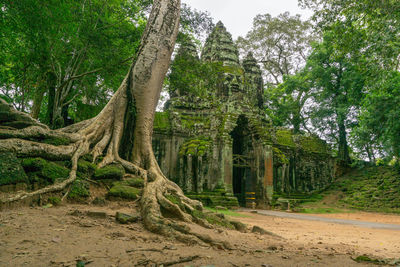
(181, 0, 313, 39)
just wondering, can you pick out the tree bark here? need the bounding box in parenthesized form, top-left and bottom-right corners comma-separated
(337, 115, 350, 163)
(1, 0, 232, 247)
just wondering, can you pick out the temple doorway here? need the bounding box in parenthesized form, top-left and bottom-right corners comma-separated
(230, 115, 253, 206)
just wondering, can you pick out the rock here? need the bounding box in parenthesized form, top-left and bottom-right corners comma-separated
(230, 220, 247, 232)
(94, 163, 125, 180)
(68, 180, 90, 201)
(215, 205, 227, 210)
(107, 182, 142, 200)
(86, 211, 107, 219)
(0, 152, 29, 187)
(251, 226, 279, 237)
(115, 212, 140, 224)
(215, 213, 225, 219)
(92, 197, 107, 206)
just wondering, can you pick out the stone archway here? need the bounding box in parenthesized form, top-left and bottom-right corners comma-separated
(230, 115, 255, 206)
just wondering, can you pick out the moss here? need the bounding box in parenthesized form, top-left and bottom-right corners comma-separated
(68, 180, 90, 200)
(21, 157, 69, 185)
(179, 138, 212, 157)
(153, 111, 171, 132)
(94, 164, 125, 180)
(191, 209, 234, 229)
(275, 129, 296, 147)
(41, 136, 70, 146)
(125, 177, 144, 188)
(48, 196, 61, 206)
(0, 152, 29, 186)
(107, 181, 141, 200)
(273, 147, 289, 164)
(180, 114, 210, 130)
(77, 159, 97, 178)
(353, 255, 384, 264)
(165, 194, 186, 210)
(299, 135, 328, 154)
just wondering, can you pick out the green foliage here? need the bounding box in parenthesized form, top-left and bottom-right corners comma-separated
(94, 164, 125, 180)
(273, 147, 289, 164)
(237, 12, 315, 86)
(0, 0, 148, 125)
(168, 40, 224, 98)
(328, 166, 400, 213)
(299, 0, 400, 162)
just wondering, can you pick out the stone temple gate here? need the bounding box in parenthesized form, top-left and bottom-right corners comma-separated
(152, 22, 335, 208)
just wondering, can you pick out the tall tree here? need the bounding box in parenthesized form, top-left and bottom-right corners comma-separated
(237, 12, 315, 86)
(0, 0, 147, 127)
(300, 0, 400, 163)
(236, 12, 315, 133)
(1, 0, 227, 245)
(305, 29, 365, 163)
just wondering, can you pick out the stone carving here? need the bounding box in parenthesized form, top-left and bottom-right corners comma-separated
(153, 22, 335, 208)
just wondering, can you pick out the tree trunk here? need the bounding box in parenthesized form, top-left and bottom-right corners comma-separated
(337, 115, 350, 163)
(30, 88, 45, 119)
(1, 0, 230, 246)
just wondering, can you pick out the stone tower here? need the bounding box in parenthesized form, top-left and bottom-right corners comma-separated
(152, 22, 335, 208)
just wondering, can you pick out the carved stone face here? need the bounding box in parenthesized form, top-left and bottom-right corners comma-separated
(224, 73, 242, 92)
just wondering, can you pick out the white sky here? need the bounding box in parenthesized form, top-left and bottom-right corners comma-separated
(181, 0, 313, 39)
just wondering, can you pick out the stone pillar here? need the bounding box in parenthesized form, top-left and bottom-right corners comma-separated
(263, 145, 274, 201)
(222, 142, 233, 192)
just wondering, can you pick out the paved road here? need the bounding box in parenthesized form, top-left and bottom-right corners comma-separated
(240, 209, 400, 231)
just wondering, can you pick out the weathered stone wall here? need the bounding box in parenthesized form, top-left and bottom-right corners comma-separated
(152, 21, 335, 208)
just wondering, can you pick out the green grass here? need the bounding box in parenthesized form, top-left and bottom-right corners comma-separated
(204, 207, 250, 217)
(295, 166, 400, 214)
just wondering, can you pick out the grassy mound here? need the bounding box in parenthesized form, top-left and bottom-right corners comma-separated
(298, 166, 400, 214)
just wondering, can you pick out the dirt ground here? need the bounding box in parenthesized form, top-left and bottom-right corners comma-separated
(1, 202, 399, 267)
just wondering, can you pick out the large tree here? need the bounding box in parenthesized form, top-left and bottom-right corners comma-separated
(1, 0, 223, 244)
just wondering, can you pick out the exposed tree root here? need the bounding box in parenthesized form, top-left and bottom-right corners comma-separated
(140, 165, 231, 248)
(0, 0, 231, 248)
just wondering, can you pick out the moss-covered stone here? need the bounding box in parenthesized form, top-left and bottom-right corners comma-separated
(154, 112, 171, 132)
(125, 177, 144, 188)
(21, 157, 69, 185)
(298, 135, 328, 154)
(116, 212, 140, 224)
(186, 191, 239, 208)
(275, 129, 296, 147)
(179, 138, 212, 157)
(94, 163, 124, 180)
(68, 180, 90, 200)
(107, 181, 141, 200)
(273, 147, 289, 164)
(0, 152, 29, 186)
(77, 159, 97, 178)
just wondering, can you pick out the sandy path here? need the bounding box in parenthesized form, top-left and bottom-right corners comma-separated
(241, 209, 400, 230)
(236, 210, 400, 259)
(1, 204, 398, 266)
